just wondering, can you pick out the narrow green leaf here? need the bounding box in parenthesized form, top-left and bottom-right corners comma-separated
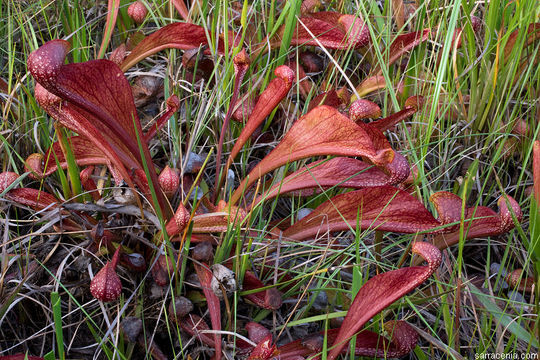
(277, 0, 301, 66)
(51, 291, 65, 360)
(468, 283, 539, 348)
(97, 0, 120, 59)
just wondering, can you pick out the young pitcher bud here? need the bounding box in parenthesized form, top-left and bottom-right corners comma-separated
(165, 203, 190, 237)
(158, 165, 180, 198)
(127, 1, 148, 25)
(0, 172, 19, 193)
(349, 99, 381, 122)
(90, 247, 122, 302)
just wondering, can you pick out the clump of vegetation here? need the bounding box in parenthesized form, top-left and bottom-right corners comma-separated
(0, 0, 538, 359)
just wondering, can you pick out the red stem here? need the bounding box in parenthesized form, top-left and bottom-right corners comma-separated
(143, 95, 180, 143)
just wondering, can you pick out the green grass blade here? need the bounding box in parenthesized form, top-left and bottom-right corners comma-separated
(468, 283, 539, 348)
(51, 291, 65, 360)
